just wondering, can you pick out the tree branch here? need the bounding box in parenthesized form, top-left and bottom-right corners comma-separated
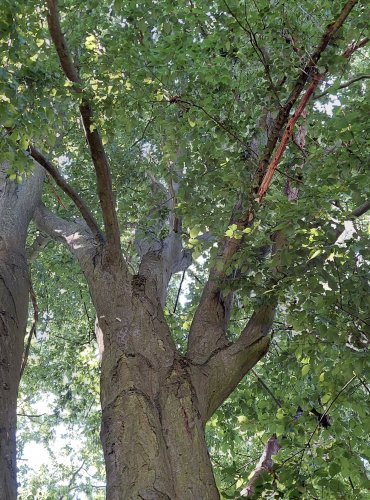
(342, 36, 369, 58)
(20, 279, 38, 379)
(46, 0, 122, 263)
(26, 234, 51, 262)
(192, 305, 275, 422)
(315, 74, 370, 99)
(257, 72, 322, 201)
(351, 200, 370, 218)
(240, 434, 281, 497)
(188, 0, 360, 362)
(135, 173, 192, 307)
(46, 0, 82, 87)
(33, 203, 97, 269)
(29, 146, 103, 243)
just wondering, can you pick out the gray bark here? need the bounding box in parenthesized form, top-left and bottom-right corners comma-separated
(34, 202, 272, 499)
(0, 164, 44, 499)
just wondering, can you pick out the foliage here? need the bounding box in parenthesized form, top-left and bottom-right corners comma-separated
(0, 0, 368, 497)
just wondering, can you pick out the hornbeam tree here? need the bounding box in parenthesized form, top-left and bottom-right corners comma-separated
(1, 0, 369, 498)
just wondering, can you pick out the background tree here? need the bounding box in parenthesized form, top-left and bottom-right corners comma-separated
(0, 0, 369, 498)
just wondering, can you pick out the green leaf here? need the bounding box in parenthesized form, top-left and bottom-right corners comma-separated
(302, 365, 310, 376)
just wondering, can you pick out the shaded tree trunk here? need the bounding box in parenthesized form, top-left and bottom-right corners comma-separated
(34, 205, 272, 499)
(96, 276, 219, 499)
(0, 165, 44, 499)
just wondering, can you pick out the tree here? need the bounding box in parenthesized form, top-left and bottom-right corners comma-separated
(1, 0, 369, 498)
(0, 164, 43, 498)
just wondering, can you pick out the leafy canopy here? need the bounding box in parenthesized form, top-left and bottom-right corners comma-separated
(0, 0, 368, 498)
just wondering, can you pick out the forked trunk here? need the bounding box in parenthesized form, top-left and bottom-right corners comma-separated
(34, 207, 273, 500)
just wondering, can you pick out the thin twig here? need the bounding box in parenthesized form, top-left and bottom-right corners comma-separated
(173, 271, 186, 314)
(20, 279, 38, 379)
(177, 99, 248, 149)
(251, 369, 282, 408)
(315, 74, 370, 99)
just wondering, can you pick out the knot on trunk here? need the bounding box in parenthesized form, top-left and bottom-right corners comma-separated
(132, 274, 146, 295)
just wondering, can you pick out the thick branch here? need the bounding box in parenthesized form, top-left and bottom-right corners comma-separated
(29, 146, 103, 243)
(135, 174, 191, 307)
(188, 0, 359, 362)
(351, 200, 370, 218)
(78, 101, 122, 262)
(240, 435, 281, 497)
(33, 203, 97, 270)
(46, 0, 122, 263)
(192, 305, 275, 422)
(46, 0, 81, 86)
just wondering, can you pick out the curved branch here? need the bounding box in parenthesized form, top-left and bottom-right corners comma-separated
(29, 146, 103, 243)
(33, 203, 97, 270)
(192, 305, 275, 422)
(46, 0, 122, 263)
(46, 0, 81, 87)
(315, 74, 370, 99)
(188, 0, 360, 362)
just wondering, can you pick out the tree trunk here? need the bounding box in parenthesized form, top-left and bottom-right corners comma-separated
(34, 206, 272, 500)
(100, 348, 219, 499)
(91, 267, 218, 499)
(0, 251, 29, 500)
(0, 164, 43, 499)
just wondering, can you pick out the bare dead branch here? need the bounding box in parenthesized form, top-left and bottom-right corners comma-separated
(257, 72, 322, 201)
(30, 147, 103, 243)
(240, 434, 281, 497)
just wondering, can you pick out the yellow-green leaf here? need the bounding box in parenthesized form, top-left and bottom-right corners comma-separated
(321, 393, 331, 404)
(302, 364, 310, 376)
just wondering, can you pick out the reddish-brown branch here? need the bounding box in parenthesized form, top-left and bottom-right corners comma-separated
(30, 146, 103, 242)
(189, 0, 360, 361)
(257, 72, 322, 201)
(46, 0, 122, 263)
(257, 23, 367, 201)
(255, 0, 359, 198)
(342, 37, 369, 58)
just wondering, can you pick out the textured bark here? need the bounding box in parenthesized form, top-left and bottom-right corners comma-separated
(0, 164, 44, 499)
(35, 204, 273, 499)
(81, 254, 219, 498)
